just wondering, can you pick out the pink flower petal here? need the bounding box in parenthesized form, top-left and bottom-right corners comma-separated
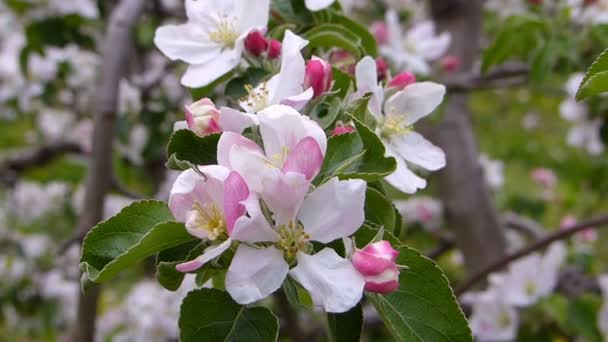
(282, 137, 324, 180)
(223, 172, 250, 235)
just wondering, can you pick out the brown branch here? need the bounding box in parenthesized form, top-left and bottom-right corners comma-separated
(445, 64, 529, 92)
(455, 214, 608, 296)
(0, 141, 83, 185)
(275, 291, 307, 342)
(502, 212, 546, 239)
(70, 0, 147, 341)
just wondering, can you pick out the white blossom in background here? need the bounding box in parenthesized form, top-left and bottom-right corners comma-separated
(0, 28, 26, 104)
(559, 73, 605, 155)
(38, 270, 79, 324)
(382, 10, 451, 75)
(117, 124, 149, 166)
(352, 57, 447, 194)
(479, 154, 505, 191)
(485, 0, 528, 18)
(10, 181, 69, 224)
(464, 289, 519, 341)
(97, 277, 197, 342)
(72, 187, 133, 220)
(119, 79, 143, 115)
(154, 0, 270, 87)
(394, 196, 443, 230)
(305, 0, 335, 11)
(489, 242, 566, 307)
(37, 108, 75, 141)
(18, 233, 50, 259)
(568, 0, 608, 25)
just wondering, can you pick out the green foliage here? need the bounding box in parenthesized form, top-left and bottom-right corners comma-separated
(327, 304, 363, 342)
(282, 277, 314, 310)
(482, 15, 548, 73)
(304, 24, 365, 58)
(225, 68, 269, 101)
(80, 201, 194, 286)
(155, 241, 200, 291)
(576, 48, 608, 101)
(365, 187, 397, 233)
(179, 289, 279, 342)
(166, 130, 220, 170)
(313, 10, 378, 57)
(368, 246, 472, 342)
(315, 118, 396, 184)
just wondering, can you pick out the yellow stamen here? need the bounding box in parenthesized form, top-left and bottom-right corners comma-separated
(189, 201, 226, 240)
(380, 108, 413, 138)
(242, 83, 270, 113)
(277, 222, 310, 261)
(208, 16, 238, 48)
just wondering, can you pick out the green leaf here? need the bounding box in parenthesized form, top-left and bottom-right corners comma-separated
(155, 240, 200, 291)
(327, 304, 363, 342)
(166, 130, 220, 168)
(225, 68, 269, 101)
(282, 277, 314, 310)
(355, 224, 401, 248)
(365, 187, 396, 232)
(368, 246, 472, 342)
(309, 96, 342, 129)
(481, 15, 547, 73)
(80, 201, 195, 286)
(332, 67, 353, 99)
(304, 24, 363, 58)
(576, 49, 608, 101)
(315, 118, 396, 184)
(314, 10, 378, 56)
(576, 71, 608, 101)
(530, 38, 559, 85)
(345, 93, 377, 130)
(179, 289, 279, 342)
(565, 294, 603, 342)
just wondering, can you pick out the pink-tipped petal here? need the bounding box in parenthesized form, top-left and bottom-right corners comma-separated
(282, 137, 324, 180)
(362, 240, 399, 262)
(352, 250, 396, 277)
(224, 172, 250, 235)
(175, 239, 232, 273)
(364, 279, 399, 294)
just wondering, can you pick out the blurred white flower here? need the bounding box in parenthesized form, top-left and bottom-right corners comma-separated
(38, 270, 79, 324)
(116, 124, 149, 165)
(18, 234, 50, 259)
(485, 0, 528, 18)
(72, 187, 133, 220)
(489, 243, 566, 307)
(464, 288, 519, 341)
(479, 154, 504, 191)
(559, 73, 605, 155)
(394, 196, 443, 230)
(47, 0, 99, 19)
(382, 10, 450, 75)
(568, 0, 608, 25)
(37, 108, 75, 141)
(10, 181, 69, 224)
(598, 275, 608, 339)
(119, 79, 142, 115)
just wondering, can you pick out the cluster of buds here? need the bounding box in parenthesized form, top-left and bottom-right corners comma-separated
(244, 30, 282, 59)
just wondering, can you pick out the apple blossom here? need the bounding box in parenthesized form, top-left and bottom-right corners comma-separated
(479, 154, 505, 191)
(375, 57, 389, 81)
(485, 0, 529, 18)
(239, 31, 314, 113)
(394, 196, 443, 230)
(465, 289, 519, 341)
(352, 56, 447, 194)
(154, 0, 270, 87)
(382, 10, 451, 75)
(352, 241, 400, 294)
(215, 105, 367, 312)
(304, 56, 333, 98)
(370, 21, 389, 45)
(441, 55, 461, 72)
(489, 243, 566, 307)
(569, 0, 608, 25)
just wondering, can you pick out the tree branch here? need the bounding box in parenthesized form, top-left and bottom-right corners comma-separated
(445, 64, 529, 92)
(456, 214, 608, 296)
(70, 1, 147, 341)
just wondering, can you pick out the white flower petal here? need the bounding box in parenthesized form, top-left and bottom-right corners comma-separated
(261, 171, 310, 225)
(180, 45, 244, 88)
(154, 24, 218, 64)
(219, 107, 258, 133)
(236, 0, 271, 33)
(226, 245, 289, 304)
(305, 0, 336, 11)
(384, 146, 427, 194)
(389, 131, 445, 171)
(258, 105, 327, 157)
(231, 195, 280, 243)
(289, 249, 365, 313)
(298, 178, 366, 243)
(176, 239, 232, 272)
(168, 166, 229, 221)
(384, 82, 446, 126)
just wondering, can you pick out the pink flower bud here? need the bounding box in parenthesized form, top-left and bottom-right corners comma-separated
(375, 57, 388, 81)
(330, 50, 356, 74)
(388, 72, 416, 90)
(185, 98, 221, 136)
(304, 56, 333, 98)
(352, 240, 400, 294)
(267, 39, 282, 59)
(560, 215, 577, 229)
(244, 30, 268, 57)
(441, 55, 461, 73)
(584, 0, 597, 5)
(332, 123, 355, 136)
(370, 21, 389, 45)
(530, 168, 557, 189)
(528, 0, 542, 5)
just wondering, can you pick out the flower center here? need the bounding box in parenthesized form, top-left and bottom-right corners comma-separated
(525, 281, 537, 296)
(209, 15, 238, 48)
(404, 39, 418, 54)
(498, 312, 511, 328)
(380, 110, 412, 138)
(188, 201, 226, 240)
(265, 145, 290, 169)
(277, 222, 310, 261)
(242, 83, 270, 113)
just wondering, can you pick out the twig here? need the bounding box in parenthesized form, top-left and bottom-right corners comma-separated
(70, 1, 147, 341)
(0, 141, 83, 185)
(456, 214, 608, 296)
(502, 212, 546, 239)
(426, 236, 455, 260)
(445, 64, 529, 92)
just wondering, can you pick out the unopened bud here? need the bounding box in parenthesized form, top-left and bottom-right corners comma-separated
(388, 72, 416, 90)
(267, 39, 282, 59)
(244, 30, 268, 56)
(304, 57, 333, 98)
